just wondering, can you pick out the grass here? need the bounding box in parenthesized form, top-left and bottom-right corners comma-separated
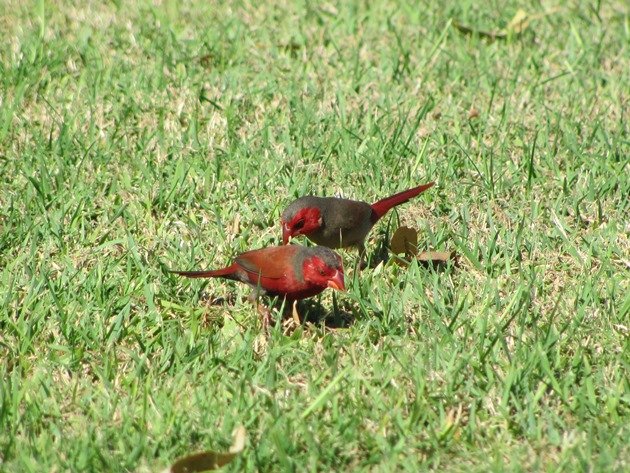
(1, 0, 629, 471)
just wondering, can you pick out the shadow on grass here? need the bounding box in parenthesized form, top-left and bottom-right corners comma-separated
(196, 291, 355, 330)
(298, 299, 356, 329)
(199, 292, 237, 307)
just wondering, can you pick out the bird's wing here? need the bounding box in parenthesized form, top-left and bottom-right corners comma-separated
(234, 246, 299, 281)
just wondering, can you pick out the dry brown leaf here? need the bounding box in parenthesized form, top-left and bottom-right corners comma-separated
(390, 227, 455, 269)
(416, 251, 455, 267)
(164, 425, 246, 473)
(390, 226, 419, 257)
(390, 226, 419, 267)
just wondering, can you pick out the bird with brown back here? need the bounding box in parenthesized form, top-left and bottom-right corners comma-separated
(172, 245, 345, 328)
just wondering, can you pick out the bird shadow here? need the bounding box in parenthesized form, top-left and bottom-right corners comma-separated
(196, 291, 355, 331)
(199, 292, 237, 306)
(293, 299, 356, 329)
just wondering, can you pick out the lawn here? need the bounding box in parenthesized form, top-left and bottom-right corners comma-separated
(1, 0, 629, 471)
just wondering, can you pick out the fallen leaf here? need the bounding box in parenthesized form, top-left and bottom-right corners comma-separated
(390, 226, 419, 267)
(390, 227, 455, 269)
(390, 226, 419, 257)
(164, 425, 246, 473)
(416, 251, 456, 267)
(468, 107, 479, 120)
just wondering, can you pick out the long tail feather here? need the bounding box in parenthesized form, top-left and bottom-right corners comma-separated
(370, 182, 435, 222)
(170, 265, 236, 279)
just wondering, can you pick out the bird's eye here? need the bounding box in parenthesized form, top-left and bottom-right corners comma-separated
(294, 219, 305, 230)
(319, 268, 326, 276)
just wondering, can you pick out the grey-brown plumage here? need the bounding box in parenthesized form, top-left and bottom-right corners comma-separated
(282, 196, 374, 249)
(280, 183, 435, 258)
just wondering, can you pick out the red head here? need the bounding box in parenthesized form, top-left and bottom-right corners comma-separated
(281, 197, 324, 244)
(301, 247, 345, 291)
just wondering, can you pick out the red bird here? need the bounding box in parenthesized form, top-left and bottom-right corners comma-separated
(172, 245, 345, 325)
(281, 182, 435, 254)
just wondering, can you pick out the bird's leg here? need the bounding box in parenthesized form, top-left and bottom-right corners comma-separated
(248, 290, 271, 332)
(357, 242, 368, 270)
(257, 304, 272, 332)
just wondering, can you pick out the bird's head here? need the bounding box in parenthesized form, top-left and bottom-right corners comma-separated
(281, 197, 324, 244)
(301, 247, 345, 291)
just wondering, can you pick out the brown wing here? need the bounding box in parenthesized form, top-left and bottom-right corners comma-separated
(332, 199, 374, 232)
(234, 245, 300, 281)
(314, 198, 374, 247)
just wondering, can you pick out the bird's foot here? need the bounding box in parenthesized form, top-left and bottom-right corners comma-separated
(256, 304, 272, 333)
(357, 244, 368, 270)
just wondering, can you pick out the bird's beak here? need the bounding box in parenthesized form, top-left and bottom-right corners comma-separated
(282, 223, 291, 245)
(327, 270, 346, 291)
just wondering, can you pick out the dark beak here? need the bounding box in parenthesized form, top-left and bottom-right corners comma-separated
(326, 270, 345, 291)
(282, 223, 291, 245)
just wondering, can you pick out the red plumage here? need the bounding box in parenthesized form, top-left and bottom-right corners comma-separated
(369, 182, 435, 222)
(172, 245, 344, 301)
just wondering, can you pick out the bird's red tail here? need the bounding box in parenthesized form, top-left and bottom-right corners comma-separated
(170, 264, 237, 279)
(370, 182, 435, 222)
